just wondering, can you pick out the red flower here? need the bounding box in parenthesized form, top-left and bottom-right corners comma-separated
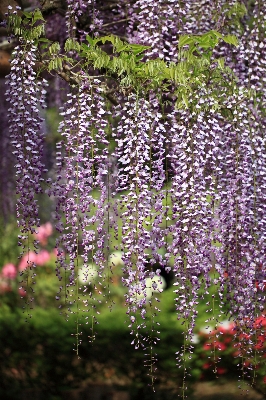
(214, 341, 226, 351)
(243, 360, 251, 367)
(224, 336, 233, 344)
(254, 315, 266, 329)
(217, 367, 227, 375)
(203, 343, 212, 350)
(203, 341, 226, 351)
(239, 332, 251, 341)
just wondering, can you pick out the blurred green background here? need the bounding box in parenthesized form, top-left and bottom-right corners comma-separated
(0, 218, 265, 400)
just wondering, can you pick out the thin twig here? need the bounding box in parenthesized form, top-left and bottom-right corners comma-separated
(101, 18, 129, 28)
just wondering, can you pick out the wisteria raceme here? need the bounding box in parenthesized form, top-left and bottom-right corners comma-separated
(241, 1, 266, 268)
(65, 0, 87, 38)
(231, 2, 266, 362)
(165, 86, 265, 379)
(147, 94, 169, 267)
(216, 98, 266, 375)
(217, 114, 255, 322)
(116, 97, 154, 340)
(66, 0, 103, 39)
(189, 0, 266, 339)
(5, 39, 47, 250)
(127, 0, 182, 62)
(50, 79, 112, 343)
(115, 95, 167, 353)
(167, 107, 217, 372)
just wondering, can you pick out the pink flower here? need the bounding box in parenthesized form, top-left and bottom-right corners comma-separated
(34, 222, 53, 245)
(239, 332, 251, 341)
(1, 263, 17, 279)
(18, 287, 26, 297)
(35, 250, 51, 265)
(53, 248, 64, 257)
(18, 250, 51, 270)
(254, 336, 265, 350)
(18, 251, 38, 271)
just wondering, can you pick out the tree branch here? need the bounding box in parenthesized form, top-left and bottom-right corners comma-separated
(38, 0, 66, 14)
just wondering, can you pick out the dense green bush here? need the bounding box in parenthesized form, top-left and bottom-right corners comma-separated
(0, 297, 186, 399)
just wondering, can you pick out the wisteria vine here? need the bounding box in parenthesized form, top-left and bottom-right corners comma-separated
(2, 0, 266, 396)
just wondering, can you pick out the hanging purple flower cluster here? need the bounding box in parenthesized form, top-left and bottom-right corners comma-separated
(127, 0, 183, 62)
(50, 79, 111, 341)
(114, 95, 166, 347)
(241, 2, 266, 267)
(4, 5, 48, 310)
(122, 0, 265, 379)
(66, 0, 103, 39)
(5, 39, 47, 252)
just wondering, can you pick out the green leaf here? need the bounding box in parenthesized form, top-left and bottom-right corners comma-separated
(38, 38, 51, 43)
(99, 35, 115, 46)
(23, 11, 32, 19)
(115, 44, 128, 53)
(8, 14, 22, 31)
(31, 25, 45, 39)
(197, 34, 218, 48)
(222, 35, 238, 46)
(80, 43, 90, 53)
(133, 54, 142, 63)
(86, 35, 97, 47)
(178, 35, 194, 49)
(226, 2, 247, 19)
(48, 57, 63, 71)
(64, 38, 80, 52)
(217, 57, 225, 69)
(93, 53, 110, 69)
(128, 44, 150, 55)
(209, 30, 224, 40)
(33, 9, 45, 23)
(49, 42, 61, 55)
(182, 92, 189, 108)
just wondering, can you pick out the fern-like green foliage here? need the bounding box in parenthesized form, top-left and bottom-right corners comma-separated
(79, 31, 238, 109)
(7, 9, 45, 41)
(7, 9, 240, 111)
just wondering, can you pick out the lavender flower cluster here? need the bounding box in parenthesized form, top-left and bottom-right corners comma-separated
(6, 39, 47, 250)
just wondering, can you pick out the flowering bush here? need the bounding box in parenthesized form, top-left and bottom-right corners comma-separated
(0, 222, 58, 308)
(194, 316, 266, 391)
